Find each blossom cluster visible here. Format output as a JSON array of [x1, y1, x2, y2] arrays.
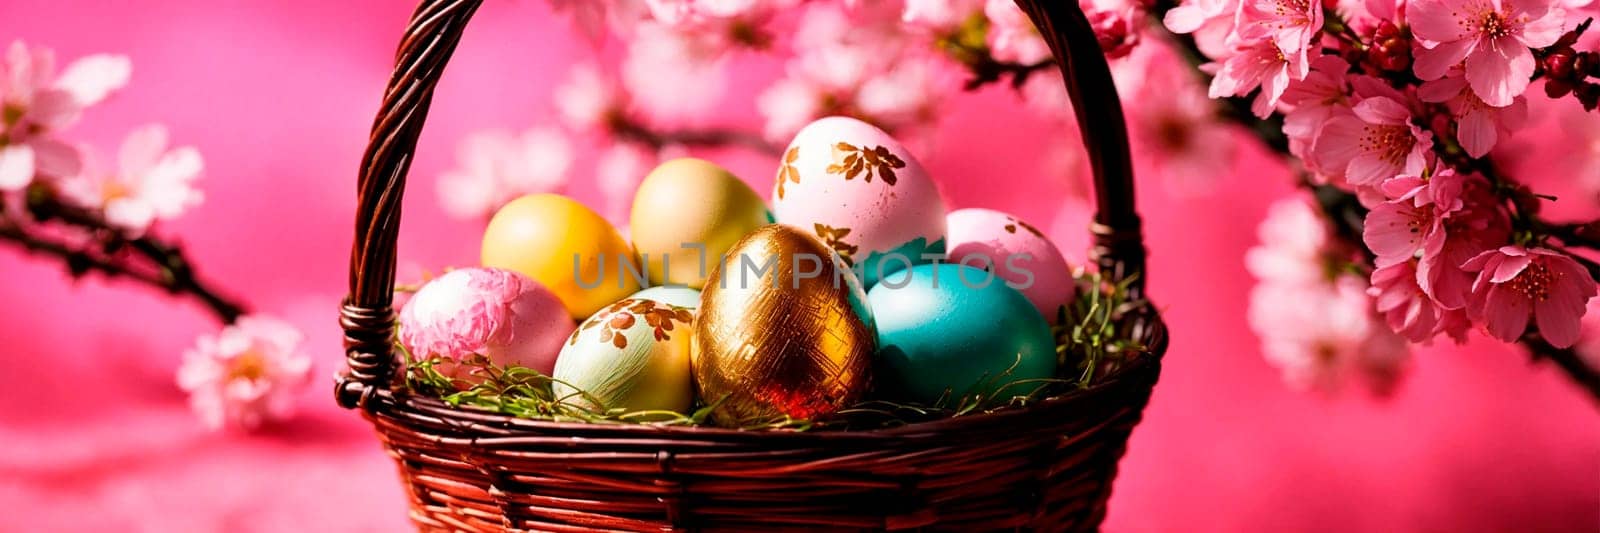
[[2, 41, 309, 431], [0, 41, 200, 237], [1165, 0, 1600, 362], [444, 0, 1170, 222]]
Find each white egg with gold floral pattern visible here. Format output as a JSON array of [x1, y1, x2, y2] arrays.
[[552, 298, 695, 415], [772, 116, 947, 287]]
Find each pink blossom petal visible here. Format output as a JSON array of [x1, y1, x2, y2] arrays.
[[1364, 203, 1426, 266], [1413, 38, 1478, 81], [1490, 252, 1532, 283], [54, 54, 131, 106], [0, 145, 35, 191], [1163, 5, 1210, 33], [27, 137, 81, 178], [1465, 39, 1533, 107], [1482, 286, 1532, 341], [1457, 108, 1497, 158], [1410, 0, 1473, 41], [1535, 300, 1583, 348], [118, 124, 170, 177], [1418, 76, 1468, 102], [1353, 97, 1412, 125], [1516, 7, 1568, 48], [1347, 152, 1398, 186]]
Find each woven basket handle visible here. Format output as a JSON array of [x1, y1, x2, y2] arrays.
[[337, 0, 1145, 408]]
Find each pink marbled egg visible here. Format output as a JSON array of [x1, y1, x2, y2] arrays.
[[771, 116, 947, 286], [945, 208, 1077, 323]]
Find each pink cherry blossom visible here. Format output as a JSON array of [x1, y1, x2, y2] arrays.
[[1208, 39, 1310, 117], [1250, 275, 1412, 394], [1314, 96, 1433, 186], [1085, 2, 1142, 59], [1418, 68, 1528, 158], [1280, 56, 1353, 166], [555, 62, 626, 132], [1235, 0, 1325, 65], [1246, 196, 1338, 285], [1420, 176, 1509, 308], [1162, 0, 1240, 59], [903, 0, 984, 30], [398, 267, 576, 376], [436, 127, 572, 220], [1120, 45, 1234, 195], [1409, 0, 1566, 106], [985, 0, 1053, 64], [0, 41, 130, 190], [57, 124, 203, 237], [177, 315, 313, 431], [621, 24, 728, 122], [1462, 246, 1596, 347], [1369, 258, 1475, 342], [756, 76, 826, 141]]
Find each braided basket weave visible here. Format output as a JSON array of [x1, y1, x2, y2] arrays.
[[336, 0, 1169, 530]]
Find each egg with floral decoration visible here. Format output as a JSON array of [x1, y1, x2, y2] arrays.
[[630, 158, 772, 289], [693, 224, 877, 426], [629, 285, 703, 310], [945, 208, 1077, 323], [553, 298, 695, 415], [772, 116, 947, 287], [482, 193, 643, 319], [868, 264, 1058, 405], [398, 267, 575, 379]]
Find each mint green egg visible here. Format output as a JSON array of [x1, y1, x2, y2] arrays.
[[866, 263, 1057, 405]]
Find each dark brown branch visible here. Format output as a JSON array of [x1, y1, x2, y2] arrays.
[[7, 192, 245, 324], [607, 114, 782, 156]]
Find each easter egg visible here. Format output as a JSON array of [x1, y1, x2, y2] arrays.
[[772, 116, 947, 287], [553, 298, 694, 415], [398, 267, 574, 378], [946, 208, 1077, 323], [867, 264, 1057, 405], [482, 194, 643, 319], [693, 224, 876, 425], [630, 158, 771, 289], [629, 285, 703, 310]]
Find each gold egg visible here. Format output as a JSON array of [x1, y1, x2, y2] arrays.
[[692, 224, 876, 426]]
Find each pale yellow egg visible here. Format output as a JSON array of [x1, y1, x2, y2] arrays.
[[629, 158, 771, 289], [482, 194, 642, 319]]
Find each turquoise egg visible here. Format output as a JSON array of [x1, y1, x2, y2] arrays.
[[866, 263, 1057, 405], [629, 286, 702, 310]]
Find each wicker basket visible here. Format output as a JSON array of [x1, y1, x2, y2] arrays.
[[336, 1, 1169, 530]]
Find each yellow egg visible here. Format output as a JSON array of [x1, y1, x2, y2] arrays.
[[482, 194, 642, 319], [630, 158, 771, 289]]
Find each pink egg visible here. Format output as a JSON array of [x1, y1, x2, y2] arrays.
[[945, 208, 1077, 323], [772, 116, 947, 286], [398, 267, 575, 377]]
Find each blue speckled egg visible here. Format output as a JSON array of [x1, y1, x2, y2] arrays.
[[629, 286, 703, 310], [866, 263, 1057, 405]]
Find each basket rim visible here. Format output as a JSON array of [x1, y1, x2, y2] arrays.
[[359, 314, 1167, 442]]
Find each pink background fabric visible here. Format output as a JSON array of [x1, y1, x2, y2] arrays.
[[1, 2, 1596, 531]]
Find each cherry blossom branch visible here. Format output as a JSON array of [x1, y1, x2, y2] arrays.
[[607, 115, 783, 156], [1137, 5, 1600, 404], [1, 189, 245, 324]]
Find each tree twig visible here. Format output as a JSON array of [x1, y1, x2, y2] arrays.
[[608, 115, 783, 156], [6, 192, 245, 324]]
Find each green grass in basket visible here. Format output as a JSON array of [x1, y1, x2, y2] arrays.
[[399, 271, 1148, 431]]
